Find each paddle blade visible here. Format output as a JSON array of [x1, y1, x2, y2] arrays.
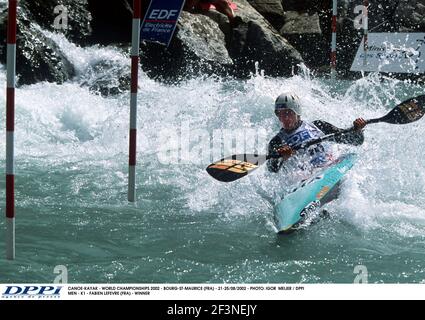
[[206, 154, 267, 182], [381, 95, 425, 124]]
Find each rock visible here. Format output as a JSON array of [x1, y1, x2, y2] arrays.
[[281, 0, 311, 12], [21, 0, 92, 44], [282, 0, 331, 13], [175, 12, 233, 66], [280, 11, 321, 34], [21, 0, 135, 46], [140, 0, 303, 80], [229, 19, 303, 77], [247, 0, 285, 29], [279, 11, 328, 70], [1, 0, 304, 86], [395, 0, 425, 31], [86, 0, 132, 44], [0, 5, 75, 85], [224, 1, 303, 77], [140, 12, 232, 81]]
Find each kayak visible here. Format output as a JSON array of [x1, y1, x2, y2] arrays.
[[274, 153, 357, 234]]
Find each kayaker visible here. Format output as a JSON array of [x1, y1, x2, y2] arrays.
[[267, 92, 367, 173]]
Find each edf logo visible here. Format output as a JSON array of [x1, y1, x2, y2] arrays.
[[148, 9, 178, 20], [287, 130, 312, 147], [3, 286, 62, 297]]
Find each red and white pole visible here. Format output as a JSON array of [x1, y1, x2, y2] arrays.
[[6, 0, 17, 260], [128, 0, 141, 202], [363, 0, 369, 67], [330, 0, 337, 79]]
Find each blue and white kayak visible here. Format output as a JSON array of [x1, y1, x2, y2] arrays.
[[274, 153, 357, 234]]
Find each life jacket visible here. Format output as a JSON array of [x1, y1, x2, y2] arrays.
[[276, 121, 330, 166]]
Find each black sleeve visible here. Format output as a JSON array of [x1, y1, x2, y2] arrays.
[[267, 135, 284, 173], [313, 120, 364, 146]]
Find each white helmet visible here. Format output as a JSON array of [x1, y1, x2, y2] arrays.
[[275, 92, 301, 115]]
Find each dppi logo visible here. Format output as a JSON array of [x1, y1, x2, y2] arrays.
[[2, 286, 62, 299]]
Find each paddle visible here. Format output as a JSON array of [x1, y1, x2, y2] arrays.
[[206, 95, 425, 182]]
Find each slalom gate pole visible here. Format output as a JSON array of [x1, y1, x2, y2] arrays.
[[128, 0, 141, 202], [330, 0, 337, 79], [6, 0, 17, 260], [363, 0, 369, 67]]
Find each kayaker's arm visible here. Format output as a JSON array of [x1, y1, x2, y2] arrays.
[[313, 120, 365, 146]]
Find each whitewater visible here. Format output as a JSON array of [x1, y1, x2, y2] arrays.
[[1, 32, 425, 283]]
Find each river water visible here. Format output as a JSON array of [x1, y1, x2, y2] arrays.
[[1, 32, 425, 283]]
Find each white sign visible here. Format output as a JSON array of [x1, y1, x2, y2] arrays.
[[351, 33, 425, 73]]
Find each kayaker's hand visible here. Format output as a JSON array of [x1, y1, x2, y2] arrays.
[[276, 145, 295, 160], [353, 118, 367, 131]]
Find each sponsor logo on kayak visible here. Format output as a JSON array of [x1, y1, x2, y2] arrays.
[[316, 186, 330, 199], [336, 165, 350, 174]]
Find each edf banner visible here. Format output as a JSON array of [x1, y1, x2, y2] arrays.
[[141, 0, 185, 46]]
